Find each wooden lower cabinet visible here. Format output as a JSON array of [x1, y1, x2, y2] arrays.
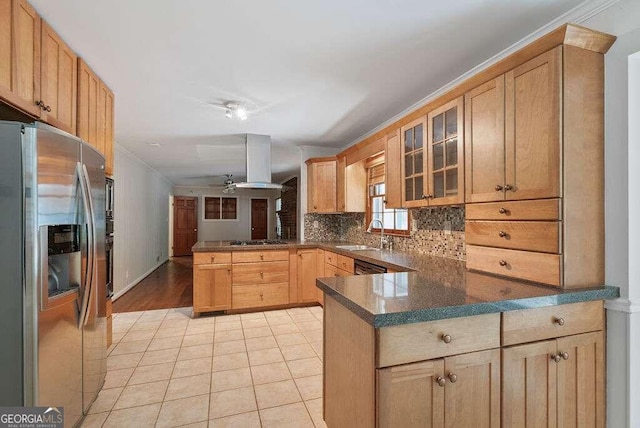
[[502, 331, 604, 428], [377, 349, 500, 428], [193, 263, 232, 315], [297, 249, 317, 303]]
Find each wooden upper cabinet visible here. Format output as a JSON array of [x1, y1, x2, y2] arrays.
[[427, 97, 464, 206], [336, 157, 366, 213], [40, 20, 77, 134], [307, 158, 337, 213], [505, 46, 561, 201], [0, 0, 41, 117], [401, 116, 427, 207], [465, 76, 505, 203], [384, 129, 403, 209], [103, 84, 114, 176], [336, 156, 346, 212]]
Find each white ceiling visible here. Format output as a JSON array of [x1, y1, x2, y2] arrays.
[[32, 0, 587, 185]]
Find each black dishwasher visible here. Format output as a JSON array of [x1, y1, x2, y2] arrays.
[[354, 259, 387, 275]]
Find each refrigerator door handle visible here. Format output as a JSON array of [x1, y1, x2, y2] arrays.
[[76, 162, 94, 329], [81, 163, 98, 327]]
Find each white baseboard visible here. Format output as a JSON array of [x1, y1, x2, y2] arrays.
[[112, 258, 169, 301], [605, 298, 640, 314]]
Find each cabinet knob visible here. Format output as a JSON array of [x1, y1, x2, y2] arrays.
[[553, 317, 565, 326], [227, 268, 231, 273], [447, 373, 458, 383], [260, 254, 264, 260], [436, 376, 446, 387], [551, 354, 561, 363], [314, 206, 317, 209], [441, 334, 452, 344], [498, 231, 508, 238], [421, 194, 427, 200], [210, 256, 215, 262], [504, 184, 513, 191], [499, 260, 508, 267], [36, 100, 46, 110], [495, 185, 503, 191], [45, 105, 51, 112], [560, 351, 569, 360], [499, 207, 508, 214], [260, 272, 264, 278]]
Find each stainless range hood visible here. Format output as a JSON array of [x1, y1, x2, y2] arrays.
[[234, 134, 283, 190]]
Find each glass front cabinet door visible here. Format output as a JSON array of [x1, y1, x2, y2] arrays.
[[401, 97, 464, 208], [427, 97, 464, 206], [401, 117, 427, 208]]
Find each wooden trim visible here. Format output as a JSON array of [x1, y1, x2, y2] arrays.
[[305, 155, 337, 165], [341, 24, 614, 161]]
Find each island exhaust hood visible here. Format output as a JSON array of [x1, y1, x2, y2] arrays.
[[233, 134, 283, 190]]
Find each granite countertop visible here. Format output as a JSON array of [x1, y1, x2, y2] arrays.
[[191, 240, 619, 327]]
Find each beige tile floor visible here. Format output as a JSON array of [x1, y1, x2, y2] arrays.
[[81, 306, 326, 428]]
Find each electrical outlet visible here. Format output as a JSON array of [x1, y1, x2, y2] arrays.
[[313, 220, 319, 229], [443, 220, 452, 235]]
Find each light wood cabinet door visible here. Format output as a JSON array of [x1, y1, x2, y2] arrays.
[[384, 129, 403, 209], [505, 47, 561, 201], [40, 20, 77, 134], [307, 159, 337, 213], [336, 156, 346, 212], [377, 359, 445, 428], [427, 97, 464, 206], [401, 116, 428, 208], [297, 249, 317, 303], [444, 348, 500, 428], [102, 82, 114, 176], [77, 59, 99, 148], [502, 339, 557, 428], [0, 0, 41, 117], [316, 248, 325, 305], [193, 263, 232, 314], [556, 331, 604, 428], [465, 76, 505, 203]]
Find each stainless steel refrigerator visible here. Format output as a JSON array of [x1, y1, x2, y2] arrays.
[[0, 121, 107, 427]]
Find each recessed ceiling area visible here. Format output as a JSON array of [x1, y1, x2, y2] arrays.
[[31, 0, 587, 185]]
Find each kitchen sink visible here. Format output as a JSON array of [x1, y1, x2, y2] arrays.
[[335, 245, 380, 251]]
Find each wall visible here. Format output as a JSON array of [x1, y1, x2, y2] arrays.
[[304, 207, 465, 260], [279, 177, 298, 239], [582, 1, 640, 426], [113, 144, 173, 299], [173, 186, 280, 241]]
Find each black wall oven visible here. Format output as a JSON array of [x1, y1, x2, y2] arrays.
[[105, 178, 114, 297]]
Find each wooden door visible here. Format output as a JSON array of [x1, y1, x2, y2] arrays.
[[77, 59, 99, 148], [465, 76, 505, 203], [505, 47, 561, 201], [40, 20, 77, 134], [443, 348, 500, 428], [556, 331, 604, 428], [384, 129, 403, 209], [297, 249, 317, 303], [251, 198, 268, 239], [308, 160, 337, 213], [427, 97, 464, 206], [377, 359, 445, 427], [173, 196, 198, 256], [502, 339, 558, 428], [401, 116, 428, 208], [193, 263, 232, 314], [0, 0, 41, 117]]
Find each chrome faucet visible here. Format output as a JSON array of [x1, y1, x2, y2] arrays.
[[367, 219, 388, 250]]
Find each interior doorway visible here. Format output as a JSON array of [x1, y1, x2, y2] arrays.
[[173, 196, 198, 256], [251, 198, 268, 240]]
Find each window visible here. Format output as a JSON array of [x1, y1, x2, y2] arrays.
[[204, 197, 237, 220], [366, 158, 409, 235], [275, 197, 282, 238]]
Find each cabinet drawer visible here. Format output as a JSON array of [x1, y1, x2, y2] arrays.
[[194, 252, 232, 265], [232, 250, 289, 263], [466, 199, 561, 220], [466, 245, 561, 286], [232, 283, 289, 309], [325, 251, 338, 267], [232, 261, 289, 285], [502, 301, 604, 346], [377, 313, 500, 367], [325, 264, 339, 278], [465, 221, 561, 253], [337, 268, 352, 277], [337, 255, 354, 273]]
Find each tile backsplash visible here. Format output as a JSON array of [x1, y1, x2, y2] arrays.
[[304, 206, 466, 260]]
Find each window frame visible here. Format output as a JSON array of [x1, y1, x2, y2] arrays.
[[203, 196, 239, 221], [365, 155, 411, 237]]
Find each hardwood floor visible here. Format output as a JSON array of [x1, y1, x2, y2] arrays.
[[113, 256, 193, 313]]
